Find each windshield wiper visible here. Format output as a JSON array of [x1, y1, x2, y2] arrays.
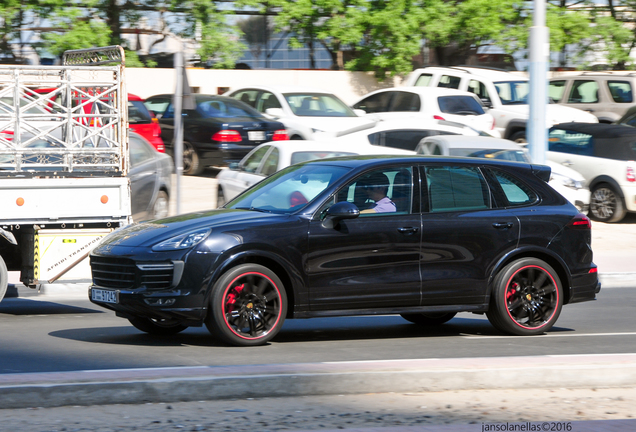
[[234, 206, 272, 213]]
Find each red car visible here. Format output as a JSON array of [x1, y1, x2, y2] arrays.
[[128, 93, 165, 153]]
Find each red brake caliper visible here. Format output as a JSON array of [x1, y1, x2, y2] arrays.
[[225, 283, 245, 313], [506, 282, 519, 304]]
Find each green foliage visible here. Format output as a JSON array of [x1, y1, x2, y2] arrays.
[[41, 8, 111, 56]]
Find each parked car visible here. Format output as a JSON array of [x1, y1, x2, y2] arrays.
[[226, 85, 375, 140], [216, 140, 414, 205], [128, 93, 165, 152], [143, 94, 289, 175], [414, 135, 590, 212], [88, 154, 599, 346], [547, 122, 636, 223], [328, 117, 489, 152], [351, 87, 498, 136], [549, 72, 636, 123], [614, 103, 636, 127], [129, 132, 173, 222], [403, 66, 598, 142]]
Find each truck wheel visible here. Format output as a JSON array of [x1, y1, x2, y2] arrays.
[[510, 131, 527, 144], [128, 316, 188, 335], [151, 190, 169, 219], [183, 141, 204, 176], [486, 258, 563, 336], [0, 256, 7, 302], [205, 264, 287, 346], [590, 183, 626, 223]]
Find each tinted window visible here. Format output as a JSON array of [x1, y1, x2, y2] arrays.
[[438, 96, 485, 115], [548, 80, 566, 102], [414, 74, 433, 86], [353, 92, 392, 114], [468, 80, 491, 104], [608, 81, 633, 103], [232, 90, 258, 108], [425, 166, 491, 212], [197, 99, 263, 119], [129, 135, 154, 167], [568, 80, 599, 103], [144, 98, 171, 116], [388, 92, 420, 112], [438, 75, 461, 89], [128, 100, 153, 124], [548, 129, 594, 156], [369, 130, 458, 151], [286, 93, 355, 117], [490, 169, 537, 205]]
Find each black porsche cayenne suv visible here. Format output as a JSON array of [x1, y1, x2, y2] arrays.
[[89, 155, 600, 346]]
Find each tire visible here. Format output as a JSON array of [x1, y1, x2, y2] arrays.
[[400, 312, 457, 326], [487, 258, 563, 336], [589, 184, 626, 223], [0, 255, 8, 303], [182, 141, 204, 176], [509, 131, 527, 144], [151, 190, 169, 219], [216, 185, 226, 208], [205, 264, 287, 346], [128, 316, 188, 335]]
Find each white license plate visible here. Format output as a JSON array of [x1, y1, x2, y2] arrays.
[[248, 131, 266, 141], [91, 288, 118, 304]]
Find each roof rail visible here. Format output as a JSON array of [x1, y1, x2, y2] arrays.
[[452, 65, 513, 73]]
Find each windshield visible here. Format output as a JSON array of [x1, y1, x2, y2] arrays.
[[494, 81, 530, 105], [284, 93, 357, 117], [228, 163, 350, 213]]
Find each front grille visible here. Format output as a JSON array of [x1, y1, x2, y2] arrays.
[[90, 257, 174, 290]]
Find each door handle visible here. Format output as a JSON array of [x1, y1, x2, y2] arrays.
[[397, 227, 419, 234], [563, 160, 573, 166], [492, 222, 514, 229]]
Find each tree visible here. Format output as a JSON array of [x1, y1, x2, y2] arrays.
[[237, 15, 270, 66]]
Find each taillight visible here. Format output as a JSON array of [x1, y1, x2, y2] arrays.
[[433, 115, 445, 121], [0, 130, 15, 141], [212, 130, 242, 142], [568, 213, 592, 229], [272, 129, 289, 141], [156, 143, 165, 153], [627, 166, 635, 183]]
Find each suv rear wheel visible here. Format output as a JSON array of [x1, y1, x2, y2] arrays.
[[590, 183, 626, 223]]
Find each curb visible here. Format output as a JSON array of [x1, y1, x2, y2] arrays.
[[2, 354, 636, 409]]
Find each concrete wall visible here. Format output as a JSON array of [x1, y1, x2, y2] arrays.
[[126, 68, 402, 105]]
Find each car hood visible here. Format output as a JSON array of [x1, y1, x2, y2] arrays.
[[96, 209, 291, 248], [291, 116, 376, 135], [501, 104, 598, 125]]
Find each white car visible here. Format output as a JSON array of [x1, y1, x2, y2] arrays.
[[351, 87, 499, 136], [226, 85, 375, 140], [216, 140, 414, 205], [403, 66, 599, 142], [327, 117, 489, 152], [415, 134, 590, 211]]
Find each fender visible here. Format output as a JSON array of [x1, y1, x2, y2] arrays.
[[202, 246, 306, 312], [485, 245, 573, 303], [503, 119, 527, 140], [589, 175, 625, 198]]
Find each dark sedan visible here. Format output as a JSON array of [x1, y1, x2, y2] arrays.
[[144, 94, 289, 175], [89, 155, 600, 346]]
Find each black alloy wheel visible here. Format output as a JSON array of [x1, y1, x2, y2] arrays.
[[400, 312, 457, 326], [182, 141, 204, 176], [206, 264, 287, 346], [487, 258, 563, 336], [590, 184, 626, 223], [128, 316, 188, 335]]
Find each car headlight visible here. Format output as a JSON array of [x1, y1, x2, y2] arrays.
[[152, 228, 211, 251], [550, 172, 585, 190]]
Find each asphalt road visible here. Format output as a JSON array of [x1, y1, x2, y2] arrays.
[[1, 285, 634, 375]]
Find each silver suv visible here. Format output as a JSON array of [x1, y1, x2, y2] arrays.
[[548, 72, 636, 123]]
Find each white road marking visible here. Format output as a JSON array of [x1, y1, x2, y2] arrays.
[[462, 332, 636, 339]]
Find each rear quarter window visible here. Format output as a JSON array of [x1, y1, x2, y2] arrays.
[[438, 96, 485, 115], [489, 169, 538, 206]]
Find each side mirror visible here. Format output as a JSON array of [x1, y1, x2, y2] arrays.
[[322, 201, 360, 228], [229, 162, 240, 170], [265, 108, 284, 118], [480, 98, 492, 109], [353, 109, 367, 117]]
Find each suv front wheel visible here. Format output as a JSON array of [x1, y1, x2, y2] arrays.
[[590, 183, 626, 223]]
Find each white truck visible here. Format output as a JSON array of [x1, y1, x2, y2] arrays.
[[0, 46, 131, 302]]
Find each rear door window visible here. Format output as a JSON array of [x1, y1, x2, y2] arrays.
[[388, 92, 420, 112], [608, 81, 633, 103], [438, 75, 461, 89], [424, 165, 491, 212], [414, 74, 433, 86], [548, 80, 566, 102], [567, 80, 599, 103], [353, 92, 393, 113]]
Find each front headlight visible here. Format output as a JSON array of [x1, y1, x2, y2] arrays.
[[152, 228, 211, 251], [550, 172, 585, 190]]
